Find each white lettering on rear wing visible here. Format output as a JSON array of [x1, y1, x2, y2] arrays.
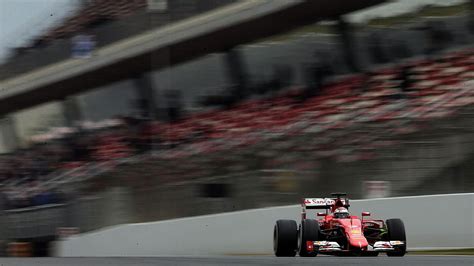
[[303, 198, 349, 209]]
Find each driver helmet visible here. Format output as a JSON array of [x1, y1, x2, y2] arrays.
[[334, 207, 350, 219]]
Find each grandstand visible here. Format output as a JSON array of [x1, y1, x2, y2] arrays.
[[0, 0, 386, 115], [1, 44, 472, 221], [0, 0, 473, 257]]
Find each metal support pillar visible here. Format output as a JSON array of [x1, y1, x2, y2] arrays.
[[336, 17, 360, 73]]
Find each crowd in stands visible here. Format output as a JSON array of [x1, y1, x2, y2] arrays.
[[0, 139, 74, 209], [0, 119, 134, 209], [0, 45, 474, 208], [0, 50, 471, 209], [0, 44, 472, 210]]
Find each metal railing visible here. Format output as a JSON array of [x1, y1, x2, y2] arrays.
[[1, 204, 67, 239], [0, 0, 239, 81]]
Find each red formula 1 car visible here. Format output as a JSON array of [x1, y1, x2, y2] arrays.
[[273, 193, 406, 257]]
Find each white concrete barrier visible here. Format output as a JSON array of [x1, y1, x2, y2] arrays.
[[56, 193, 474, 256]]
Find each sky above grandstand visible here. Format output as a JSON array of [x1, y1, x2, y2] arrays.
[[0, 0, 79, 62], [0, 0, 469, 63]]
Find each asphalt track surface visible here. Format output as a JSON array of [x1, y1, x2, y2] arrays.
[[0, 255, 472, 266]]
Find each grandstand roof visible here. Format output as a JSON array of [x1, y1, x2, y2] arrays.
[[0, 0, 386, 115]]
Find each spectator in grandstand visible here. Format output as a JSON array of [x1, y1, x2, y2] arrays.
[[120, 116, 150, 153], [0, 158, 9, 183], [356, 71, 374, 95], [388, 64, 414, 100], [136, 119, 155, 153], [398, 64, 414, 93], [27, 155, 45, 179], [1, 156, 17, 182], [66, 133, 92, 162], [302, 54, 333, 101]]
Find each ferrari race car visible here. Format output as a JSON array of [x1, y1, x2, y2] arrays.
[[273, 193, 406, 257]]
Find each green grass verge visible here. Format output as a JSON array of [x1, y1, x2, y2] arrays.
[[409, 248, 474, 255]]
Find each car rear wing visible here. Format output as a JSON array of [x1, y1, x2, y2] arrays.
[[302, 198, 350, 209], [301, 197, 350, 219]]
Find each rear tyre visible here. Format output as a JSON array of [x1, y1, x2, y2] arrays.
[[274, 219, 298, 257], [386, 218, 406, 257], [298, 219, 320, 257]]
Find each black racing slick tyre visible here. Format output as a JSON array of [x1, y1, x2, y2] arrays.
[[386, 218, 407, 257], [274, 219, 298, 257], [298, 219, 320, 257]]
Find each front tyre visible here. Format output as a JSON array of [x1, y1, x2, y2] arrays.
[[386, 218, 406, 257], [298, 219, 320, 257], [274, 219, 298, 257]]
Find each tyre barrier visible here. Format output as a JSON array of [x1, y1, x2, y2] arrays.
[[7, 242, 32, 257]]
